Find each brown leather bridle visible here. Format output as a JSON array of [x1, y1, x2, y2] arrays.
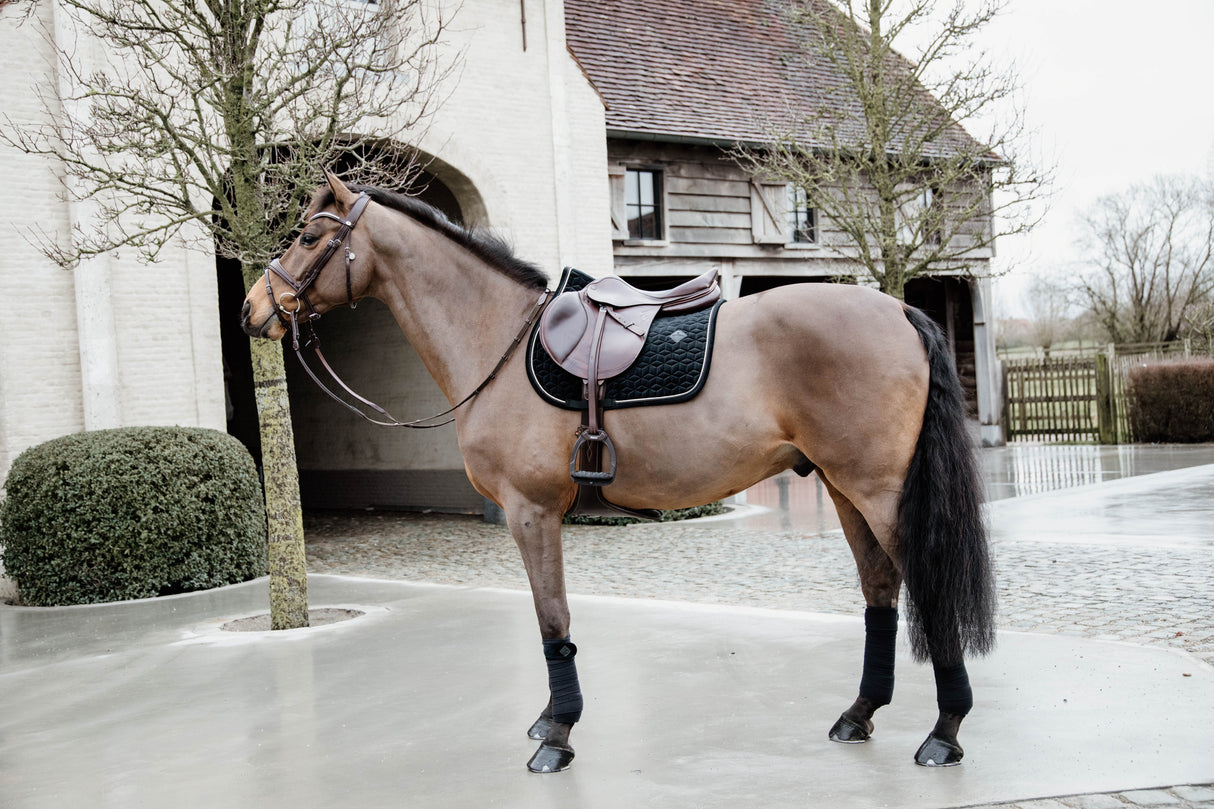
[[262, 191, 550, 428], [266, 192, 372, 351]]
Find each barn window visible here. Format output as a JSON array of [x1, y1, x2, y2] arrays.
[[625, 169, 663, 240], [787, 185, 817, 243]]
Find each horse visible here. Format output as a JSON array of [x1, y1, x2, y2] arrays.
[[241, 172, 996, 773]]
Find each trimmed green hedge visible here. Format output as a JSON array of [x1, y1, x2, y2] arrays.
[[1127, 359, 1214, 443], [1, 427, 267, 606]]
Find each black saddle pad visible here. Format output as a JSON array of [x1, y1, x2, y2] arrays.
[[527, 267, 724, 411]]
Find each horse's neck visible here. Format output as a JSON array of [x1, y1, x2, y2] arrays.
[[371, 228, 542, 403]]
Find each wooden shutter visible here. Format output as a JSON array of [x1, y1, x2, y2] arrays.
[[750, 181, 788, 244], [608, 165, 629, 241]]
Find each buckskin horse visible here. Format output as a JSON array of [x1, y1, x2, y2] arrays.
[[241, 172, 995, 773]]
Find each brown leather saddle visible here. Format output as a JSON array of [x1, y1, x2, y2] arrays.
[[538, 268, 721, 510]]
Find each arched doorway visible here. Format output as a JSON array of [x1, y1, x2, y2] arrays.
[[217, 155, 492, 513]]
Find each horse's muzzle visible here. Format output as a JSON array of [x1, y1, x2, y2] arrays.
[[238, 300, 259, 337], [240, 299, 283, 339]]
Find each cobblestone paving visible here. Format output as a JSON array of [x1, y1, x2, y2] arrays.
[[979, 784, 1214, 809], [303, 447, 1214, 808], [304, 510, 1214, 667]]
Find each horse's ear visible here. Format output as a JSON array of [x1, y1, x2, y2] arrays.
[[324, 169, 358, 211]]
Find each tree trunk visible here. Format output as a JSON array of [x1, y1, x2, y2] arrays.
[[880, 246, 908, 301], [248, 335, 310, 630]]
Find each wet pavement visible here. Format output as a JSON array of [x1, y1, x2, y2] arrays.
[[302, 444, 1214, 668], [2, 444, 1213, 808]]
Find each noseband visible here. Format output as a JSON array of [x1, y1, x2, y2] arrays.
[[262, 191, 550, 428]]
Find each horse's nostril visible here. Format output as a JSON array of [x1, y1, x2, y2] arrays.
[[240, 300, 251, 323]]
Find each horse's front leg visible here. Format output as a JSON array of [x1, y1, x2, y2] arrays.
[[505, 499, 582, 773]]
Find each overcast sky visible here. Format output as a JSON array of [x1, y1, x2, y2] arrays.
[[964, 0, 1214, 315]]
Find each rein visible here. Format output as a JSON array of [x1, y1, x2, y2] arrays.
[[263, 192, 552, 428]]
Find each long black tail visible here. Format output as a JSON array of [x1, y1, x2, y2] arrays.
[[898, 305, 996, 665]]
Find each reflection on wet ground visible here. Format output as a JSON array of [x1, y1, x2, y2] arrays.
[[736, 470, 842, 534], [980, 443, 1214, 500], [742, 443, 1214, 535]]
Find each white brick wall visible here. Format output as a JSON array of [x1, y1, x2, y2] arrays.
[[1, 2, 87, 480], [0, 3, 226, 486]]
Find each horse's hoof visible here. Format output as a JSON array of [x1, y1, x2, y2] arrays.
[[527, 715, 554, 741], [914, 734, 964, 767], [828, 714, 871, 743], [527, 743, 575, 773]]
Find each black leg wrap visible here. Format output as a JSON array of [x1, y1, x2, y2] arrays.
[[933, 660, 973, 717], [543, 638, 583, 725], [859, 607, 898, 706]]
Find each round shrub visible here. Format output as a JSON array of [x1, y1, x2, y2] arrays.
[[1, 426, 267, 606]]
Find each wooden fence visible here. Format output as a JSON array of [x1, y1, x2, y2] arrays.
[[1000, 340, 1209, 443], [1002, 355, 1110, 443]]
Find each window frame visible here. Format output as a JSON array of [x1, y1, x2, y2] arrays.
[[623, 167, 665, 243], [898, 185, 944, 247], [786, 184, 818, 245]]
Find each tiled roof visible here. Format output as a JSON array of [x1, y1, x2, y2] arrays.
[[563, 0, 987, 157]]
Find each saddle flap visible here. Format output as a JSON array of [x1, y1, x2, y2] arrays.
[[595, 310, 650, 377], [538, 291, 651, 380], [539, 292, 590, 368]]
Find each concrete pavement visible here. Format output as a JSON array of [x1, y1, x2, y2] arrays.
[[1, 445, 1213, 808]]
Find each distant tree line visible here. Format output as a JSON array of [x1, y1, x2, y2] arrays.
[[1001, 171, 1214, 353]]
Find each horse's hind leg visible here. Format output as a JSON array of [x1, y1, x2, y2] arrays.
[[914, 659, 972, 766], [504, 499, 582, 773], [821, 479, 903, 745], [821, 478, 975, 766]]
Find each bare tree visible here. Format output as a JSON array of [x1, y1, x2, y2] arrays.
[[1074, 175, 1214, 344], [1184, 301, 1214, 353], [1021, 272, 1073, 354], [739, 0, 1049, 300], [2, 0, 457, 628]]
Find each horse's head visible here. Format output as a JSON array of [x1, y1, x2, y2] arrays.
[[241, 171, 376, 342]]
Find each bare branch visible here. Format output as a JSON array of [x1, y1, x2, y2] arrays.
[[736, 0, 1052, 299], [1073, 176, 1214, 343], [1, 0, 460, 270]]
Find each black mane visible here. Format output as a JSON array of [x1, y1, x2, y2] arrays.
[[312, 184, 551, 292]]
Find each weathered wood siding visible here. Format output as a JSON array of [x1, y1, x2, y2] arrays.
[[608, 140, 856, 269], [606, 140, 993, 273]]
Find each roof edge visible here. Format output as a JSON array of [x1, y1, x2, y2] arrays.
[[605, 128, 768, 150]]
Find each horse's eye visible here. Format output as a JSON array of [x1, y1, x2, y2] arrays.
[[300, 232, 319, 247]]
